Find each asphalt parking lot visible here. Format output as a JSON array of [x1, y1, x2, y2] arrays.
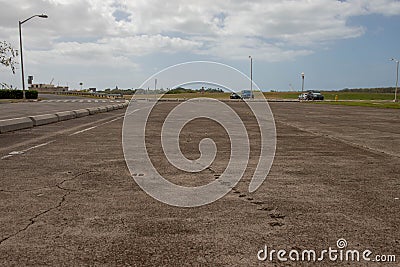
[[0, 101, 398, 266]]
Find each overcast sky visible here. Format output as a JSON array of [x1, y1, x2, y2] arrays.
[[1, 0, 400, 91]]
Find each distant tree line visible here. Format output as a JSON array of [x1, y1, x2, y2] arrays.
[[97, 87, 225, 95], [166, 87, 197, 94], [103, 88, 136, 95], [166, 87, 224, 94], [340, 87, 396, 93]]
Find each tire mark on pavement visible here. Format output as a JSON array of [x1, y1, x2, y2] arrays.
[[229, 184, 287, 227], [212, 169, 287, 227]]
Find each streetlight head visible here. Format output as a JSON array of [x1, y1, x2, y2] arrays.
[[38, 14, 48, 18], [301, 72, 305, 77]]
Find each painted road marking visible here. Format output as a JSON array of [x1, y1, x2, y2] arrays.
[[69, 108, 141, 136], [1, 141, 56, 160], [1, 106, 138, 159], [69, 126, 98, 136]]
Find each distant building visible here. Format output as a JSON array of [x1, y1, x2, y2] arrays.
[[29, 84, 69, 93]]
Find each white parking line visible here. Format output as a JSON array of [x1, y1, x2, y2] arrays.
[[1, 106, 140, 158], [69, 126, 98, 136], [1, 140, 56, 160], [24, 141, 56, 152], [69, 108, 140, 136]]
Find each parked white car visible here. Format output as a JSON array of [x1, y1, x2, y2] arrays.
[[298, 93, 308, 100]]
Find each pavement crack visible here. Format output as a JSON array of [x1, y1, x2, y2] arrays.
[[56, 170, 96, 191], [0, 192, 69, 246], [0, 170, 96, 246], [0, 171, 95, 193]]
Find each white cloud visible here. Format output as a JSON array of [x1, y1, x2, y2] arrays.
[[26, 35, 201, 67], [1, 0, 400, 88], [194, 36, 313, 61], [2, 0, 400, 62]]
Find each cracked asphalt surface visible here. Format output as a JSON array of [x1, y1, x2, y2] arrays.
[[0, 101, 399, 266]]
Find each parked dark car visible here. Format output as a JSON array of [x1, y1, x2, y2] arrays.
[[306, 91, 324, 100], [230, 93, 242, 99]]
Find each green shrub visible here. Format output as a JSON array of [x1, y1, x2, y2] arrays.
[[166, 88, 197, 94], [0, 90, 37, 99], [25, 90, 38, 99], [0, 89, 23, 99]]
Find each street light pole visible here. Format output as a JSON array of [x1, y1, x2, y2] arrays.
[[155, 78, 158, 99], [18, 21, 25, 99], [249, 56, 253, 99], [390, 58, 399, 102], [301, 72, 305, 97], [19, 14, 48, 99]]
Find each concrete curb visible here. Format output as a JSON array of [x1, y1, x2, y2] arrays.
[[29, 114, 59, 126], [56, 111, 77, 121], [86, 107, 101, 115], [73, 109, 90, 118], [98, 106, 108, 113], [0, 102, 129, 134], [0, 117, 34, 133], [106, 105, 115, 111]]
